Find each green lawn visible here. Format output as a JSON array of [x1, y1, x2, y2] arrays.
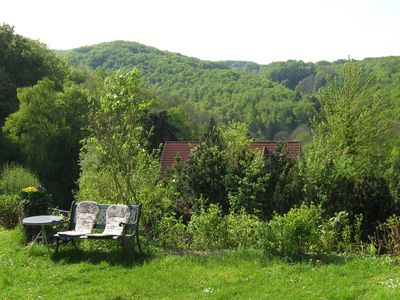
[[1, 228, 400, 299]]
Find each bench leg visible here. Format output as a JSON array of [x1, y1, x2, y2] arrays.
[[55, 237, 60, 253]]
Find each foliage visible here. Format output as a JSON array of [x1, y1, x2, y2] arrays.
[[319, 211, 363, 253], [385, 145, 400, 201], [79, 69, 151, 203], [187, 144, 229, 213], [3, 79, 89, 206], [77, 69, 170, 237], [370, 215, 400, 255], [0, 24, 66, 125], [0, 163, 41, 195], [59, 41, 316, 139], [260, 60, 316, 90], [162, 157, 193, 223], [226, 210, 266, 248], [187, 204, 229, 250], [303, 62, 398, 236], [20, 185, 53, 218], [221, 122, 252, 168], [156, 215, 191, 251], [0, 194, 23, 228], [142, 110, 179, 151], [264, 203, 321, 259], [225, 148, 267, 216], [262, 143, 303, 218]]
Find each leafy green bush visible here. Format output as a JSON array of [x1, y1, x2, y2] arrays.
[[188, 204, 228, 250], [0, 163, 41, 195], [264, 203, 321, 259], [319, 211, 363, 253], [0, 194, 23, 228], [226, 210, 266, 249], [370, 215, 400, 254], [156, 215, 191, 251]]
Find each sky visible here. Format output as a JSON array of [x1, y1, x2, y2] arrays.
[[1, 0, 400, 64]]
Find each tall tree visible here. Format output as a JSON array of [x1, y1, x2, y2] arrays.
[[304, 61, 398, 234], [3, 78, 89, 205]]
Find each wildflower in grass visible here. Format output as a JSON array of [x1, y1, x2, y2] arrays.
[[380, 278, 398, 289]]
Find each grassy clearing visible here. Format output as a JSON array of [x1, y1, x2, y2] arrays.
[[1, 228, 400, 299]]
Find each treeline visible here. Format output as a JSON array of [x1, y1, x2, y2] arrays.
[[58, 41, 400, 142], [58, 41, 316, 140]]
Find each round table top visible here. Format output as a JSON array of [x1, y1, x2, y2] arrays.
[[23, 215, 63, 225]]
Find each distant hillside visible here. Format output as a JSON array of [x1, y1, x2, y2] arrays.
[[57, 41, 400, 140]]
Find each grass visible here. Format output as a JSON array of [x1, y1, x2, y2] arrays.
[[1, 227, 400, 299]]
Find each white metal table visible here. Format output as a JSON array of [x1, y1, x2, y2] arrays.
[[23, 215, 63, 245]]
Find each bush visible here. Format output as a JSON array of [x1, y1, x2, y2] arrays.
[[156, 215, 191, 251], [21, 186, 52, 217], [323, 175, 394, 238], [264, 203, 321, 259], [0, 163, 41, 195], [226, 210, 266, 249], [319, 211, 363, 253], [188, 204, 228, 250], [0, 194, 23, 228], [370, 215, 400, 254]]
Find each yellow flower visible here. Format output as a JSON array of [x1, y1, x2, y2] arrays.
[[22, 186, 38, 193]]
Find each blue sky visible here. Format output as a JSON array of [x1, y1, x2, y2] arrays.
[[2, 0, 399, 64]]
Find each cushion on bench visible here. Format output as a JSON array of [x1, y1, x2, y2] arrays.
[[86, 204, 131, 237], [57, 201, 99, 236]]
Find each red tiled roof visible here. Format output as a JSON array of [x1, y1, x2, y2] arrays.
[[160, 141, 301, 174]]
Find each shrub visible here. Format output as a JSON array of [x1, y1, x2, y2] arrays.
[[0, 194, 23, 228], [187, 144, 229, 213], [0, 163, 41, 195], [324, 175, 393, 238], [370, 215, 400, 254], [264, 203, 321, 259], [156, 215, 191, 251], [319, 211, 363, 253], [226, 210, 266, 249], [262, 143, 304, 219], [188, 204, 228, 250], [20, 186, 53, 217]]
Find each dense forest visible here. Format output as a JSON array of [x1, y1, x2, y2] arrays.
[[1, 24, 400, 255], [58, 41, 400, 141]]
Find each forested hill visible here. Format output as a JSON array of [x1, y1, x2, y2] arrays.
[[57, 41, 400, 140], [56, 41, 313, 140]]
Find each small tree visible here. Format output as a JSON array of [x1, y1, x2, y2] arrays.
[[79, 69, 151, 203], [304, 61, 397, 235], [187, 118, 229, 213], [77, 69, 170, 237]]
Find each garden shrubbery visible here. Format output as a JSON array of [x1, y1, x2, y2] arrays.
[[0, 164, 46, 229], [264, 203, 321, 258], [0, 194, 23, 228], [0, 163, 41, 195]]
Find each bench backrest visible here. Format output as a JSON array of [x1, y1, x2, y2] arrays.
[[69, 202, 141, 232]]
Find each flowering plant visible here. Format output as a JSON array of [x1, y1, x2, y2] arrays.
[[22, 186, 38, 193]]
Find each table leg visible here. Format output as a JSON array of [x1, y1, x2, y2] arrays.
[[31, 225, 49, 245], [41, 225, 49, 245]]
